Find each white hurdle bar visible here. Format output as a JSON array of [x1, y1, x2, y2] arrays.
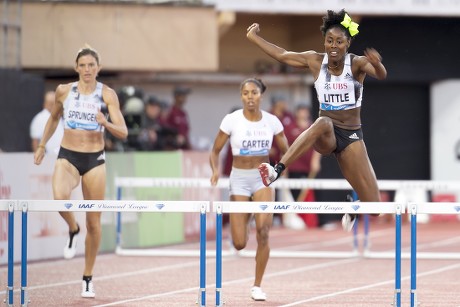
[[213, 201, 404, 307], [17, 200, 209, 307], [409, 202, 460, 307]]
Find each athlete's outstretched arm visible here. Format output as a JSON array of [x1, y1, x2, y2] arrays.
[[247, 23, 315, 68], [358, 48, 387, 80]]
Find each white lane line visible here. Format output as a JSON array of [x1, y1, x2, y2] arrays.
[[0, 259, 210, 294], [278, 262, 460, 306], [93, 258, 360, 306], [93, 286, 200, 307], [95, 259, 460, 306]]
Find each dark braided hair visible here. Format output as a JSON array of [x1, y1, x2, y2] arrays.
[[240, 77, 267, 94], [320, 9, 355, 40]]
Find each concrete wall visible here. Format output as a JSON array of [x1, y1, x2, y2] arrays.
[[21, 3, 218, 72]]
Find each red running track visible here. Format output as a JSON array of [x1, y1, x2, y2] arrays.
[[2, 217, 460, 306]]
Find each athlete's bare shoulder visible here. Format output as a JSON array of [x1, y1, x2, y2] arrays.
[[308, 52, 326, 76], [55, 83, 73, 103], [350, 53, 368, 66], [101, 84, 119, 105]]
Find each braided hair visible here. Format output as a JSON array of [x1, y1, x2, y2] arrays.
[[320, 9, 355, 40]]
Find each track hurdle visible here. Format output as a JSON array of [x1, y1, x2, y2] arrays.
[[18, 199, 209, 307], [114, 177, 364, 258], [409, 202, 460, 307], [213, 201, 404, 307]]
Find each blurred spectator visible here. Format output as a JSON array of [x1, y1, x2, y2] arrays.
[[137, 95, 164, 151], [286, 104, 322, 228], [122, 95, 144, 150], [165, 85, 192, 150], [113, 86, 145, 151], [138, 95, 178, 151], [29, 90, 64, 154]]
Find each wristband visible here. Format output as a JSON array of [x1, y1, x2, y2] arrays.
[[38, 144, 46, 149], [274, 162, 286, 176]]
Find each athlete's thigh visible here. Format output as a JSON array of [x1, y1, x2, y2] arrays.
[[229, 195, 252, 239], [311, 118, 336, 155], [81, 164, 106, 200], [52, 159, 81, 199], [336, 141, 380, 202], [252, 187, 274, 228]]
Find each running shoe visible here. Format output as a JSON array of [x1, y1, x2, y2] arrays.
[[258, 163, 278, 187], [63, 224, 80, 259], [341, 213, 357, 232], [81, 279, 95, 298], [251, 286, 266, 301]]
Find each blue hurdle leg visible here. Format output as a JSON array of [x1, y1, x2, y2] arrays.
[[351, 191, 360, 251], [353, 215, 359, 250], [410, 205, 417, 307], [7, 202, 14, 307], [21, 202, 29, 306], [363, 214, 370, 251], [216, 206, 223, 307]]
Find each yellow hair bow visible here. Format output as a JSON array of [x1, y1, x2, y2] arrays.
[[340, 13, 359, 37]]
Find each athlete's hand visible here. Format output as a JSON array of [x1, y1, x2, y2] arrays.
[[34, 147, 45, 165], [247, 23, 260, 41], [363, 47, 387, 80], [210, 172, 219, 186], [96, 110, 108, 127], [364, 48, 382, 66]]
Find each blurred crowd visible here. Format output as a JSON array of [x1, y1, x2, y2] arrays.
[[106, 85, 192, 152]]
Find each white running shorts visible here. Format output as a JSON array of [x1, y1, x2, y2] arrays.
[[229, 167, 267, 197]]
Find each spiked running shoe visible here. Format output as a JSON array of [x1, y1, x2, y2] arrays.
[[81, 278, 95, 298], [251, 286, 266, 301], [258, 163, 278, 187], [63, 224, 80, 259], [341, 213, 357, 232]]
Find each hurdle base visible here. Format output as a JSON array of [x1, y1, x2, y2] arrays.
[[4, 285, 13, 307], [392, 288, 401, 307], [215, 288, 224, 307], [196, 288, 205, 307], [21, 286, 30, 307]]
